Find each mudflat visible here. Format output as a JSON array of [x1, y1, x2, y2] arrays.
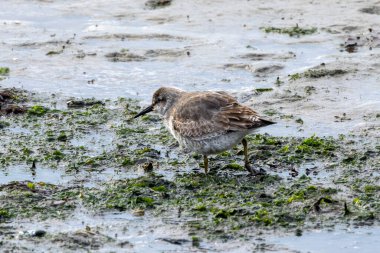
[[0, 0, 379, 252]]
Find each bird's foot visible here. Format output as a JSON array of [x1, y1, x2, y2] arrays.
[[245, 163, 266, 176]]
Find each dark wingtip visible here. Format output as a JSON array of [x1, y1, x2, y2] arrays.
[[260, 118, 276, 125]]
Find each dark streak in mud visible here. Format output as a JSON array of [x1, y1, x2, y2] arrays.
[[261, 26, 317, 37], [145, 0, 172, 10], [360, 6, 380, 15], [83, 33, 188, 41], [238, 52, 296, 61], [289, 68, 348, 81], [105, 48, 188, 62]]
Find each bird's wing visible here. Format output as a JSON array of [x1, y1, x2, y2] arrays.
[[171, 91, 273, 139]]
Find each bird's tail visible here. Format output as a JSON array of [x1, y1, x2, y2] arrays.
[[259, 118, 276, 126], [247, 118, 276, 130]]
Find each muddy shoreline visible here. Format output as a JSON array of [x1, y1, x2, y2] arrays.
[[1, 0, 380, 252], [0, 88, 379, 252]]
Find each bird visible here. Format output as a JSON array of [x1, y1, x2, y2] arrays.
[[134, 87, 275, 175]]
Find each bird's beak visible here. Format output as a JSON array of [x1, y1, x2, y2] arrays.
[[134, 105, 153, 118]]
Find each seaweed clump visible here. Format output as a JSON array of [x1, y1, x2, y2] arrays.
[[261, 26, 317, 37]]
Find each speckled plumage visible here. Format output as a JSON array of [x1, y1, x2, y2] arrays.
[[134, 87, 275, 174]]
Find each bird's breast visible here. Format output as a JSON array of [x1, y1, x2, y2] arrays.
[[163, 116, 178, 139]]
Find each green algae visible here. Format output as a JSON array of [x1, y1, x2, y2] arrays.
[[151, 173, 354, 236], [364, 185, 380, 194], [67, 98, 105, 108], [192, 236, 200, 247], [217, 151, 231, 157], [0, 181, 78, 220], [256, 88, 273, 93], [117, 127, 146, 135], [26, 182, 36, 190], [296, 135, 336, 155], [0, 91, 379, 241], [57, 132, 68, 142], [0, 67, 10, 75], [261, 26, 317, 37], [263, 108, 278, 116], [121, 157, 135, 166], [83, 175, 174, 211], [250, 209, 273, 226], [45, 130, 69, 142], [289, 73, 302, 81], [0, 208, 12, 220], [304, 69, 347, 78], [46, 150, 65, 161], [244, 134, 338, 166], [0, 91, 369, 177], [0, 121, 10, 129], [224, 163, 244, 170], [135, 147, 152, 155], [289, 68, 347, 81], [27, 105, 49, 116], [0, 159, 378, 239]]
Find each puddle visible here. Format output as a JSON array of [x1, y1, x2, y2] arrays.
[[70, 131, 115, 156], [0, 165, 71, 185], [0, 165, 138, 188]]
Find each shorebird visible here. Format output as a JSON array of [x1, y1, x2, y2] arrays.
[[134, 87, 275, 175]]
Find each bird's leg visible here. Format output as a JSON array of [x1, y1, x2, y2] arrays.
[[242, 138, 253, 173], [242, 138, 264, 176], [203, 155, 208, 174]]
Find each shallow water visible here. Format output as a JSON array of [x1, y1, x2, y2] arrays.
[[0, 165, 133, 188], [0, 165, 70, 185], [1, 0, 380, 252], [271, 226, 380, 253], [1, 0, 379, 138], [0, 0, 337, 100]]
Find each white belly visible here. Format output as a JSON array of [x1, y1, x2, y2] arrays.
[[163, 117, 247, 155], [181, 132, 246, 155]]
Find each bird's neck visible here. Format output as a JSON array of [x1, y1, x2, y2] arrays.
[[163, 92, 185, 119]]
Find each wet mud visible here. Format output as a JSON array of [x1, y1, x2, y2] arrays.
[[0, 0, 380, 252], [0, 92, 379, 252]]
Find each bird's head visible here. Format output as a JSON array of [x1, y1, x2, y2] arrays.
[[134, 87, 184, 118]]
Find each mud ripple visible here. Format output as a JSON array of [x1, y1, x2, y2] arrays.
[[360, 6, 380, 15], [238, 52, 296, 61], [105, 48, 188, 62], [223, 63, 284, 76], [83, 33, 188, 42]]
